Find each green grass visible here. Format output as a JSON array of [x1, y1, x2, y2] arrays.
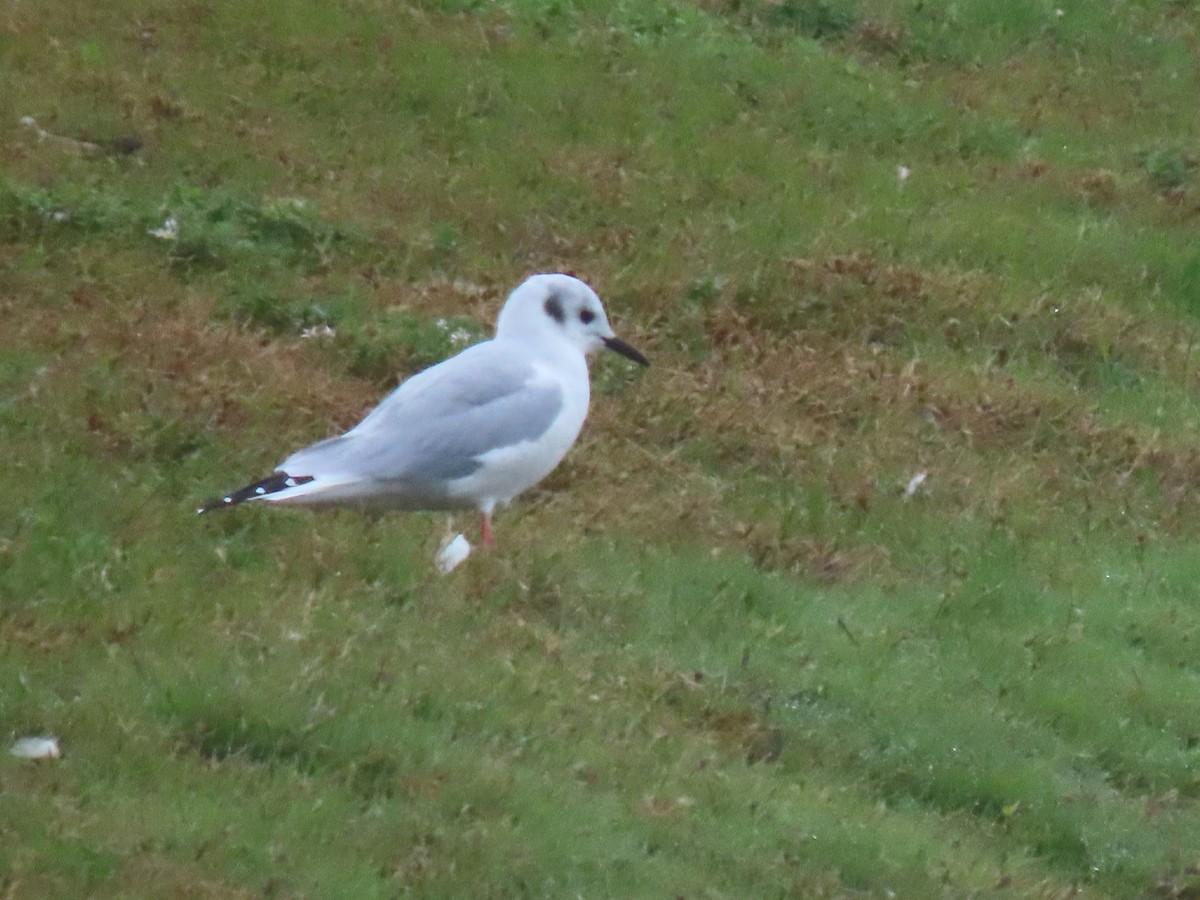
[[6, 0, 1200, 896]]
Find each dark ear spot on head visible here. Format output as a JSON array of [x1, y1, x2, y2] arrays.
[[544, 292, 565, 324]]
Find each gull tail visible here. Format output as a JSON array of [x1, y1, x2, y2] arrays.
[[197, 472, 314, 514]]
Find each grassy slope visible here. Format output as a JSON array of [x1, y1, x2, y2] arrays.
[[4, 0, 1200, 896]]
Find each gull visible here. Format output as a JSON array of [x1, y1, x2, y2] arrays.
[[199, 273, 649, 547]]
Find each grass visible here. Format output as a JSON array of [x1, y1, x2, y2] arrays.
[[5, 0, 1200, 896]]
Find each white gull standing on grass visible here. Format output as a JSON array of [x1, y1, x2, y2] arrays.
[[199, 273, 649, 547]]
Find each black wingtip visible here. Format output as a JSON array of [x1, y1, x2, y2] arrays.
[[197, 472, 313, 514]]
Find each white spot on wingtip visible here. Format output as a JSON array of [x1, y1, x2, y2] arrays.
[[223, 496, 232, 504], [255, 487, 266, 494]]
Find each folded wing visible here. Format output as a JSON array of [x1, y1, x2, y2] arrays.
[[272, 342, 564, 508]]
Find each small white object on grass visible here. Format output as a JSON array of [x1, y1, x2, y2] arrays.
[[436, 533, 472, 574], [300, 324, 336, 340], [904, 470, 929, 499], [10, 736, 61, 760], [148, 216, 178, 240], [897, 165, 911, 185], [199, 274, 649, 551]]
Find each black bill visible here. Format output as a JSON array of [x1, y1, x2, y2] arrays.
[[602, 336, 650, 367]]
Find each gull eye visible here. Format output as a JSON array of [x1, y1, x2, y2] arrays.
[[579, 309, 596, 325]]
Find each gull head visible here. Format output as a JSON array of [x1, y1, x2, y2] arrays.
[[496, 273, 648, 366]]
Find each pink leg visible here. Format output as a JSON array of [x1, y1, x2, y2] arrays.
[[480, 511, 496, 549]]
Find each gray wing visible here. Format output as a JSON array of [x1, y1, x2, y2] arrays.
[[280, 341, 563, 486]]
